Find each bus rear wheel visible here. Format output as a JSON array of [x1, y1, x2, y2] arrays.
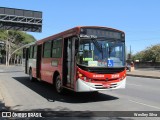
[[55, 75, 64, 94]]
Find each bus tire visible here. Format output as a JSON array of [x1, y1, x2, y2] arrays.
[[55, 75, 64, 94], [29, 68, 35, 82]]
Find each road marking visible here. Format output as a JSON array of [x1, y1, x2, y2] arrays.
[[127, 83, 142, 87], [129, 100, 160, 110]]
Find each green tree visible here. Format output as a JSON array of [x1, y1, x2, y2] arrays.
[[0, 30, 36, 65], [151, 44, 160, 62], [132, 44, 160, 62], [132, 51, 145, 62]]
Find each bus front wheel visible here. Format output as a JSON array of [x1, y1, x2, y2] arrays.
[[55, 75, 64, 94]]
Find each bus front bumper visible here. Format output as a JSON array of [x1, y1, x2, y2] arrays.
[[75, 78, 126, 92]]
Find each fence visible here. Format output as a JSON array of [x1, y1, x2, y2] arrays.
[[134, 62, 160, 69]]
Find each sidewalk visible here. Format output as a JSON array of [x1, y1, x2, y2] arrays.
[[127, 68, 160, 79]]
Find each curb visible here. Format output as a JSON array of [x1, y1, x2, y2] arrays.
[[127, 74, 160, 79]]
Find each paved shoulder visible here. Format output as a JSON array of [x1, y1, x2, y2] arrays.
[[127, 69, 160, 79]]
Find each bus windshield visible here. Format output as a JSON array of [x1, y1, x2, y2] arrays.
[[76, 38, 125, 67]]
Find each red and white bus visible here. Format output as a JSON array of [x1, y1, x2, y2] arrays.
[[23, 26, 126, 93]]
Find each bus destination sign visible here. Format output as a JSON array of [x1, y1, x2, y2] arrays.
[[80, 28, 123, 39]]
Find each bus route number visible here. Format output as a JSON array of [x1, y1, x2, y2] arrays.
[[111, 74, 119, 79]]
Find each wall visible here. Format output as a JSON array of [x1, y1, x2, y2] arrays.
[[134, 62, 160, 69]]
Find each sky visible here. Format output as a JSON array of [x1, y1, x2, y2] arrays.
[[1, 0, 160, 54]]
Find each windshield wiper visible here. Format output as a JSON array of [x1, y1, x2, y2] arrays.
[[91, 38, 104, 59], [91, 39, 102, 53]]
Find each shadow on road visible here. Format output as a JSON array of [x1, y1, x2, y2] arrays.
[[0, 101, 8, 111], [12, 76, 118, 103]]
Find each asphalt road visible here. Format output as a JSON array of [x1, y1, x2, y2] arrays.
[[0, 65, 160, 120]]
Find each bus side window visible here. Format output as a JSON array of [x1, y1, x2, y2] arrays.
[[29, 46, 34, 58], [52, 38, 62, 58], [43, 41, 52, 58], [33, 45, 37, 58]]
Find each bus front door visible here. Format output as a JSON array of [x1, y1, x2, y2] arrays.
[[63, 37, 76, 89], [36, 45, 42, 79], [25, 48, 29, 74]]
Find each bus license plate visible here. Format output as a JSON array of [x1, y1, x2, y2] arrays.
[[103, 84, 110, 88]]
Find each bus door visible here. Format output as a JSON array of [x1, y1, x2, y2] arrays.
[[24, 48, 29, 74], [36, 45, 42, 79], [63, 37, 77, 88]]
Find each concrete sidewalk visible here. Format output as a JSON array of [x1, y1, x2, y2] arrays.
[[127, 69, 160, 79]]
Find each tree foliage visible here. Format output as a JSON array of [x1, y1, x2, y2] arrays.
[[132, 44, 160, 62], [0, 30, 36, 45], [0, 30, 36, 65]]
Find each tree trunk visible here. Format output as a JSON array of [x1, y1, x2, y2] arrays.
[[16, 56, 18, 65], [5, 30, 10, 66], [8, 46, 11, 66], [14, 54, 16, 65], [7, 40, 11, 66], [5, 40, 8, 66]]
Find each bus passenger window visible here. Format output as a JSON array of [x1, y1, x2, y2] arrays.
[[43, 41, 52, 58], [52, 38, 62, 58]]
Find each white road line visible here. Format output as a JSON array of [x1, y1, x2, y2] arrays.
[[127, 83, 142, 87], [129, 100, 160, 110]]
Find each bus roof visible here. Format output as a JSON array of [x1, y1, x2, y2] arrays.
[[36, 26, 124, 45]]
